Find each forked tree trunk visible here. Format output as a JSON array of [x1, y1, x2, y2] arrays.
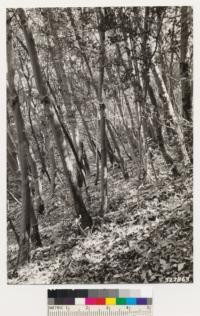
[[17, 8, 92, 229]]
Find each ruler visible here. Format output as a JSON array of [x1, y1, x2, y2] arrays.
[[48, 305, 152, 316]]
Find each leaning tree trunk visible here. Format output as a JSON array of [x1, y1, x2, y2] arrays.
[[106, 120, 129, 179], [46, 26, 88, 191], [7, 19, 42, 266], [17, 8, 92, 229], [105, 64, 138, 160]]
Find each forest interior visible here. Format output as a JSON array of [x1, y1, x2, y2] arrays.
[[7, 7, 193, 284]]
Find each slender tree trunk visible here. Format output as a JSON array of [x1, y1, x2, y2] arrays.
[[105, 65, 138, 160], [106, 120, 129, 179], [17, 9, 92, 229], [49, 140, 56, 196], [68, 7, 112, 164], [148, 84, 180, 177], [116, 39, 147, 177], [99, 103, 107, 216], [28, 99, 51, 182], [97, 9, 108, 216], [114, 38, 147, 175], [46, 77, 87, 189], [180, 6, 192, 121], [108, 120, 132, 160], [7, 19, 42, 266], [28, 146, 45, 216], [74, 102, 96, 158], [67, 8, 98, 97]]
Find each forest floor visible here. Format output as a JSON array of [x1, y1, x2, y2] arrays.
[[7, 149, 193, 284]]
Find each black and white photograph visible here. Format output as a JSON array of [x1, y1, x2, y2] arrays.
[[7, 6, 193, 284]]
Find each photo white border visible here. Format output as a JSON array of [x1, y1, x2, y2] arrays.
[[0, 1, 200, 315]]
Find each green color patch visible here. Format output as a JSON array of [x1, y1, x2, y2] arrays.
[[116, 298, 126, 305]]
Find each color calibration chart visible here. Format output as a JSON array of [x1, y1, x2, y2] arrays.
[[48, 289, 153, 316]]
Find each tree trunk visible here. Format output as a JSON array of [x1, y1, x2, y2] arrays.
[[46, 77, 88, 190], [7, 130, 19, 172], [148, 84, 180, 177], [67, 8, 98, 97], [7, 19, 42, 266], [105, 65, 138, 160], [99, 103, 107, 216], [180, 6, 192, 121], [151, 63, 190, 165], [7, 216, 20, 246], [106, 120, 129, 179], [17, 8, 92, 229], [97, 9, 108, 216], [28, 99, 51, 182], [28, 146, 45, 216], [49, 140, 56, 196]]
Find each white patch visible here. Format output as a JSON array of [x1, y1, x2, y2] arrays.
[[66, 158, 73, 172], [104, 167, 107, 178]]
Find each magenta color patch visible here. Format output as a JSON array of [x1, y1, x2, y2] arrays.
[[85, 298, 97, 305]]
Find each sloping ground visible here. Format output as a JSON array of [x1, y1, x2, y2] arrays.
[[7, 154, 193, 284]]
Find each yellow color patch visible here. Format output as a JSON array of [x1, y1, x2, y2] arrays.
[[106, 298, 116, 305]]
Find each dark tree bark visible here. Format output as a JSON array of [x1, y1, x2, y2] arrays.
[[7, 216, 20, 246], [180, 6, 192, 121]]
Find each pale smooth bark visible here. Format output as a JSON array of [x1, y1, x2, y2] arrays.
[[151, 63, 190, 165]]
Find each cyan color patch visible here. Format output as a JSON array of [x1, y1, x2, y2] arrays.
[[126, 298, 137, 305]]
